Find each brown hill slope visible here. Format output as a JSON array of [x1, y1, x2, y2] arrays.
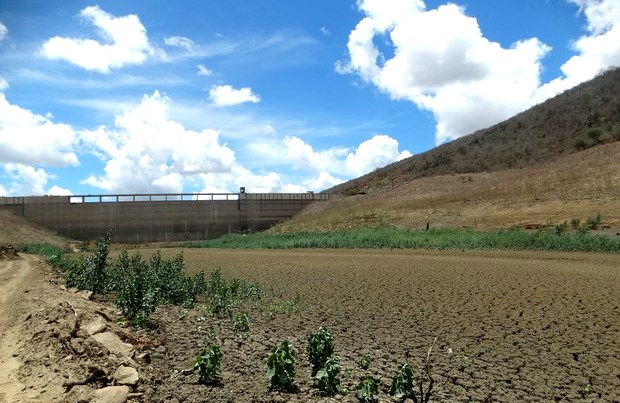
[[0, 210, 71, 248], [275, 132, 620, 232], [330, 67, 620, 196]]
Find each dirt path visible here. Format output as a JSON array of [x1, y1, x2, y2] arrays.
[[0, 254, 53, 402]]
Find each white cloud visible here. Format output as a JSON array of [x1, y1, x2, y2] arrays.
[[164, 35, 196, 51], [320, 26, 332, 37], [340, 1, 551, 144], [341, 0, 620, 144], [197, 64, 213, 76], [41, 5, 154, 73], [303, 171, 342, 191], [48, 185, 72, 196], [1, 163, 68, 196], [0, 77, 8, 91], [208, 85, 261, 107], [0, 22, 7, 41], [345, 134, 412, 177], [0, 93, 79, 167], [283, 134, 410, 178], [0, 183, 6, 196], [80, 91, 238, 193], [536, 0, 620, 101]]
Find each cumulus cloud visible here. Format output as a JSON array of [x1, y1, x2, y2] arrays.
[[164, 35, 196, 51], [1, 163, 70, 196], [536, 0, 620, 101], [339, 0, 550, 144], [284, 134, 410, 178], [197, 64, 213, 76], [41, 5, 154, 73], [340, 0, 620, 144], [0, 93, 79, 167], [208, 85, 261, 107], [80, 91, 237, 193], [345, 135, 412, 177], [0, 22, 7, 41]]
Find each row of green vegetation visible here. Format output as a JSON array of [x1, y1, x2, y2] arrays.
[[197, 326, 435, 402], [32, 232, 263, 328], [181, 226, 619, 253]]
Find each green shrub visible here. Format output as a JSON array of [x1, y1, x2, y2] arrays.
[[389, 364, 416, 402], [355, 375, 379, 403], [313, 355, 346, 396], [266, 340, 296, 391], [195, 344, 222, 385], [307, 327, 334, 376], [114, 253, 157, 328]]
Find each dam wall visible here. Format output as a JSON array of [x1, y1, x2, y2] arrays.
[[0, 192, 329, 243]]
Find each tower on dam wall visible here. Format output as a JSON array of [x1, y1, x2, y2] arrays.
[[0, 191, 330, 243]]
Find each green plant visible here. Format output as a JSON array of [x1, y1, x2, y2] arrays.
[[232, 312, 249, 332], [585, 213, 602, 230], [570, 218, 581, 230], [114, 252, 157, 328], [266, 340, 296, 391], [194, 344, 222, 385], [355, 375, 379, 403], [307, 327, 334, 376], [389, 364, 416, 402], [358, 353, 371, 370], [208, 293, 231, 318], [313, 355, 346, 396]]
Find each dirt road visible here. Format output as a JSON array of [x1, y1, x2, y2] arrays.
[[0, 254, 61, 402]]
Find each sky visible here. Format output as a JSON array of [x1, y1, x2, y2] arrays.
[[0, 0, 619, 196]]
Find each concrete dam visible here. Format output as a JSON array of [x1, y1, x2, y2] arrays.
[[0, 191, 330, 243]]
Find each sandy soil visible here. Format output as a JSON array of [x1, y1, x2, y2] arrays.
[[2, 248, 618, 402], [136, 248, 620, 402]]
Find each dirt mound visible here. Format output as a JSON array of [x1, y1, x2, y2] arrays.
[[0, 255, 153, 402], [0, 244, 19, 260]]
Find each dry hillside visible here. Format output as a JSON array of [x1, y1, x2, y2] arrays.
[[276, 142, 620, 232], [330, 67, 620, 196], [278, 68, 620, 232], [0, 210, 71, 248]]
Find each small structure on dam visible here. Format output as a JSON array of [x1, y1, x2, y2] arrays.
[[0, 190, 330, 243]]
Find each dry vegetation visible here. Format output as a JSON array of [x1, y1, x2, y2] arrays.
[[330, 67, 620, 196], [274, 141, 620, 232]]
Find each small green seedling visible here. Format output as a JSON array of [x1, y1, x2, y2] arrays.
[[194, 344, 222, 385], [358, 353, 371, 370], [266, 340, 296, 391], [389, 364, 416, 401], [313, 355, 346, 396], [355, 375, 379, 403], [307, 327, 334, 376]]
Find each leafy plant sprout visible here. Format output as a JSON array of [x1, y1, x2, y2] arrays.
[[194, 344, 222, 385], [307, 327, 334, 376], [266, 340, 296, 391]]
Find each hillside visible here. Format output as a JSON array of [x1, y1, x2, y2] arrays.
[[0, 210, 71, 248], [330, 67, 620, 196], [275, 68, 620, 232], [275, 142, 620, 232]]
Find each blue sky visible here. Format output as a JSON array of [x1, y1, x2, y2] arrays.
[[0, 0, 619, 196]]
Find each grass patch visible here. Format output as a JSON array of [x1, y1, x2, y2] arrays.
[[179, 228, 620, 253], [16, 243, 70, 256]]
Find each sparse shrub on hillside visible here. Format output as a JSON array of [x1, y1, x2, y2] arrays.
[[585, 213, 602, 230]]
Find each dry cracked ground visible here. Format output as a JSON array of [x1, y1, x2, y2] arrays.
[[1, 248, 619, 402]]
